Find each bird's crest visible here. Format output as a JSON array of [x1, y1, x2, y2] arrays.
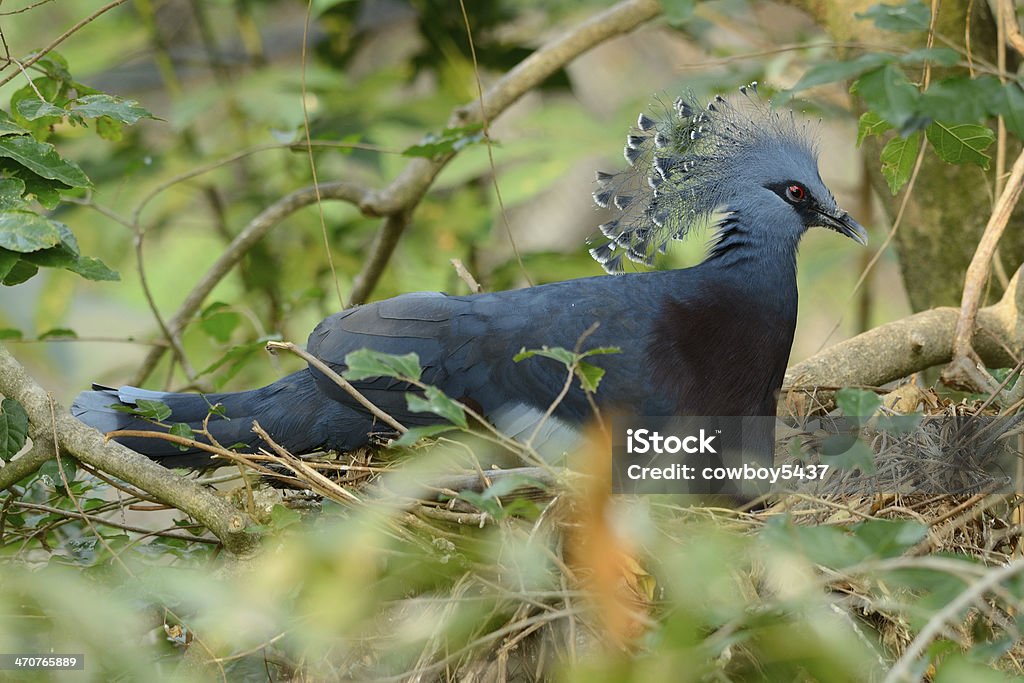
[[588, 83, 816, 273]]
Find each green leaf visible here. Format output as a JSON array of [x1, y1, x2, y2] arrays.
[[513, 346, 576, 367], [879, 131, 922, 194], [857, 0, 931, 32], [19, 224, 78, 267], [342, 348, 422, 382], [169, 423, 195, 451], [576, 361, 606, 393], [0, 177, 27, 210], [0, 249, 19, 281], [38, 328, 76, 340], [987, 82, 1024, 139], [917, 76, 1001, 124], [926, 122, 993, 169], [0, 135, 90, 188], [0, 111, 28, 137], [0, 210, 63, 252], [836, 387, 883, 419], [64, 255, 119, 281], [856, 111, 892, 146], [38, 455, 77, 489], [897, 47, 960, 66], [269, 504, 301, 530], [0, 397, 29, 459], [16, 98, 67, 121], [406, 386, 468, 428], [199, 302, 241, 343], [853, 64, 922, 132], [403, 124, 486, 158], [934, 654, 1014, 683], [821, 434, 877, 473], [1, 259, 38, 285], [68, 94, 155, 125], [389, 423, 457, 447], [761, 518, 872, 569], [132, 399, 172, 422], [852, 518, 927, 557], [0, 328, 23, 340], [792, 53, 891, 92]]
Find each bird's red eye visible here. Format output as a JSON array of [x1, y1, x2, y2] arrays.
[[786, 184, 806, 202]]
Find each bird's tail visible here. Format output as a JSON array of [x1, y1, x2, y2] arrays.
[[71, 370, 331, 469]]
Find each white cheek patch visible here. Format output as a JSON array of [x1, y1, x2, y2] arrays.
[[490, 403, 581, 461]]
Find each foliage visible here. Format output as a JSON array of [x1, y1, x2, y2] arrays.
[[791, 0, 1016, 193], [1, 0, 1022, 680]]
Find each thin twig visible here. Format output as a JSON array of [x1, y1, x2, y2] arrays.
[[264, 340, 407, 433], [883, 559, 1024, 683], [0, 0, 130, 88]]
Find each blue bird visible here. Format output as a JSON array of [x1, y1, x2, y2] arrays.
[[72, 85, 867, 469]]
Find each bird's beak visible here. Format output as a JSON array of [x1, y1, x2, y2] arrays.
[[815, 209, 868, 245]]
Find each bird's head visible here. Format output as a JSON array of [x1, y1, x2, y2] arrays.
[[588, 85, 867, 273]]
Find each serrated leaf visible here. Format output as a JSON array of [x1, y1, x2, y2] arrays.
[[132, 399, 172, 422], [792, 53, 891, 92], [169, 423, 194, 451], [342, 349, 422, 382], [879, 131, 922, 194], [406, 386, 467, 428], [199, 302, 241, 343], [69, 94, 154, 125], [64, 255, 119, 281], [403, 124, 485, 158], [854, 64, 923, 133], [857, 0, 930, 32], [926, 122, 993, 169], [513, 346, 576, 367], [389, 423, 456, 447], [836, 387, 883, 419], [16, 98, 67, 121], [38, 328, 76, 340], [0, 211, 62, 253], [0, 397, 30, 459], [576, 361, 606, 393], [0, 135, 89, 188], [856, 111, 892, 146]]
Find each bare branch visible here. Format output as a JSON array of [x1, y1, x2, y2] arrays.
[[130, 0, 662, 383], [786, 265, 1024, 393], [943, 147, 1024, 390], [349, 212, 410, 306], [130, 181, 369, 385], [264, 340, 407, 434], [0, 345, 260, 557]]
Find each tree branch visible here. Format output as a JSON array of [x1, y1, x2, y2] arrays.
[[786, 265, 1024, 392], [0, 345, 260, 557], [129, 0, 662, 385], [943, 147, 1024, 390]]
